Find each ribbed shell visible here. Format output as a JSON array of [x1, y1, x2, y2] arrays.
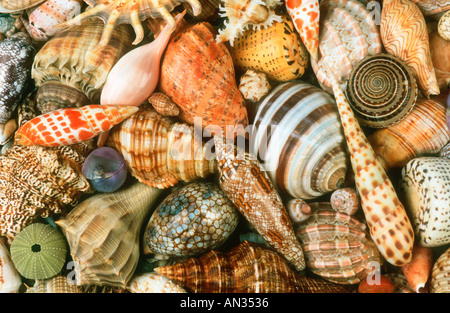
[[0, 0, 46, 12], [35, 82, 90, 114], [411, 0, 450, 15], [106, 106, 217, 189], [238, 69, 271, 103], [183, 0, 220, 21], [148, 92, 179, 117], [430, 247, 450, 293], [400, 157, 450, 247], [0, 239, 21, 293], [26, 275, 82, 293], [230, 15, 309, 82], [251, 81, 348, 200], [345, 53, 418, 128], [56, 182, 163, 288], [155, 240, 354, 293], [127, 272, 187, 293], [294, 203, 382, 285]]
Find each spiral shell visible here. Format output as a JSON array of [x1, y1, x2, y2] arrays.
[[238, 69, 271, 103], [345, 54, 418, 128], [148, 92, 179, 117], [26, 275, 82, 293], [438, 10, 450, 41], [430, 247, 450, 293], [330, 187, 360, 216], [286, 198, 312, 224], [0, 239, 21, 293], [251, 81, 348, 200], [384, 273, 415, 293], [0, 0, 46, 12], [35, 81, 90, 114], [127, 272, 187, 293], [400, 157, 450, 247]]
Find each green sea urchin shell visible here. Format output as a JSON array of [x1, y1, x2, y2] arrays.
[[10, 223, 67, 280]]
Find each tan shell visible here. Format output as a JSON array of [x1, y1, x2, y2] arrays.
[[26, 275, 82, 293], [0, 0, 46, 12], [428, 23, 450, 91], [238, 69, 271, 103], [147, 92, 179, 117], [438, 10, 450, 40], [430, 247, 450, 293], [411, 0, 450, 16], [127, 272, 187, 293], [384, 273, 415, 293]]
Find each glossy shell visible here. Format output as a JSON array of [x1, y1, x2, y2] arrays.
[[35, 81, 90, 114], [430, 247, 450, 293], [400, 157, 450, 247], [437, 10, 450, 41], [429, 24, 450, 91], [127, 272, 187, 293], [230, 15, 309, 82], [0, 239, 22, 293], [345, 53, 418, 128], [143, 182, 239, 257], [10, 223, 67, 280], [148, 92, 179, 117], [26, 275, 82, 293], [286, 198, 312, 224], [251, 81, 348, 200]]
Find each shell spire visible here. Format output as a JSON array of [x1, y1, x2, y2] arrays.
[[319, 62, 415, 266]]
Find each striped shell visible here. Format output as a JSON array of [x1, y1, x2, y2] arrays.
[[345, 53, 418, 128], [56, 182, 163, 288], [294, 202, 382, 285], [35, 82, 90, 114], [127, 272, 187, 293], [251, 81, 349, 200], [438, 10, 450, 41], [155, 240, 354, 293], [143, 182, 239, 257], [400, 157, 450, 247], [26, 275, 82, 293], [368, 92, 450, 170], [148, 92, 179, 117], [106, 105, 217, 189], [0, 239, 21, 293], [430, 247, 450, 293], [183, 0, 221, 21], [0, 0, 46, 12], [286, 198, 312, 224], [230, 15, 309, 82], [10, 223, 67, 280], [411, 0, 450, 16], [311, 0, 383, 93]]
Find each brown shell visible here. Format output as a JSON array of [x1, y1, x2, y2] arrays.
[[148, 92, 179, 117], [411, 0, 450, 15], [155, 240, 354, 293], [428, 24, 450, 91], [430, 247, 450, 293], [384, 273, 415, 293], [35, 81, 90, 114]]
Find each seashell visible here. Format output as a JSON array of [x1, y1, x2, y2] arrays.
[[35, 81, 90, 114], [428, 24, 450, 91], [214, 137, 306, 272], [26, 275, 82, 293], [429, 246, 450, 293], [32, 19, 133, 106], [59, 0, 202, 48], [27, 0, 83, 41], [0, 239, 22, 293], [310, 0, 383, 93], [0, 13, 16, 36], [81, 147, 128, 193], [285, 0, 320, 60], [10, 223, 67, 280], [160, 22, 248, 135], [14, 105, 139, 147], [0, 32, 34, 126], [106, 105, 217, 189], [286, 198, 311, 224], [215, 0, 283, 46], [0, 0, 46, 12], [0, 144, 93, 241], [345, 53, 418, 128], [183, 0, 220, 21], [358, 274, 395, 293], [238, 69, 271, 103], [148, 92, 179, 117], [367, 91, 450, 170], [384, 273, 415, 293], [251, 81, 348, 200], [155, 240, 354, 293], [56, 182, 163, 288], [401, 243, 433, 293], [143, 182, 239, 257], [411, 0, 450, 16], [16, 87, 38, 127], [0, 118, 17, 146], [294, 202, 382, 285], [380, 0, 440, 98], [127, 272, 187, 293], [330, 187, 360, 216], [400, 157, 450, 247], [442, 142, 450, 159], [230, 15, 309, 82], [319, 61, 415, 266], [438, 10, 450, 40]]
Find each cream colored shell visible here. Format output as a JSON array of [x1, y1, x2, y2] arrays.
[[438, 10, 450, 41]]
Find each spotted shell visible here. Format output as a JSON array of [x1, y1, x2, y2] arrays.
[[251, 81, 349, 200], [230, 15, 309, 82], [400, 157, 450, 247], [127, 272, 187, 293], [430, 247, 450, 293], [0, 239, 22, 293], [0, 0, 46, 12], [384, 273, 415, 293], [438, 10, 450, 41], [26, 275, 82, 293], [294, 202, 382, 285]]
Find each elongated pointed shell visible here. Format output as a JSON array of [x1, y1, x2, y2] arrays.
[[26, 275, 82, 293], [430, 247, 450, 293], [0, 240, 22, 293], [56, 182, 163, 288], [251, 81, 348, 200], [156, 241, 354, 293]]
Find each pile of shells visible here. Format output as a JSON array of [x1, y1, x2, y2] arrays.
[[0, 0, 448, 295]]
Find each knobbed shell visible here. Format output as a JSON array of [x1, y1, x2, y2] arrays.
[[430, 247, 450, 293], [251, 81, 348, 200], [26, 275, 82, 293], [0, 239, 22, 293], [230, 15, 309, 82], [345, 54, 418, 128], [438, 10, 450, 40], [127, 272, 187, 293], [143, 182, 239, 257], [106, 105, 217, 189], [238, 69, 271, 103], [56, 182, 163, 288], [155, 240, 354, 293], [10, 223, 67, 280], [400, 157, 450, 247], [294, 202, 382, 285]]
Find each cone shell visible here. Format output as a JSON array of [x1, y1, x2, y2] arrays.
[[251, 81, 349, 200], [160, 22, 248, 134], [106, 105, 217, 189], [127, 272, 187, 293], [294, 202, 382, 285], [56, 182, 163, 288], [430, 247, 450, 293], [400, 157, 450, 247], [155, 240, 354, 293], [26, 275, 82, 293], [0, 239, 21, 293], [230, 15, 309, 82]]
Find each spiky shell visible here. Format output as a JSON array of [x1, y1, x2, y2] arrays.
[[26, 275, 82, 293], [56, 182, 163, 288], [127, 272, 187, 293], [10, 223, 67, 280], [400, 157, 450, 247], [0, 239, 21, 293], [430, 247, 450, 293], [155, 240, 354, 293], [0, 0, 46, 12], [143, 182, 239, 257]]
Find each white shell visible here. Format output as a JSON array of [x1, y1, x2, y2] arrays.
[[127, 272, 187, 293], [0, 240, 21, 293]]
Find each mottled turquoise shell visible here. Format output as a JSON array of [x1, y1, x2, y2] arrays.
[[143, 182, 239, 257]]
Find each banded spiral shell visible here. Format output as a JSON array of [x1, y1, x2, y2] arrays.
[[430, 247, 450, 293], [400, 157, 450, 247], [0, 239, 21, 293], [294, 202, 382, 285], [251, 81, 349, 200], [143, 182, 239, 257], [345, 53, 418, 128], [411, 0, 450, 16]]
